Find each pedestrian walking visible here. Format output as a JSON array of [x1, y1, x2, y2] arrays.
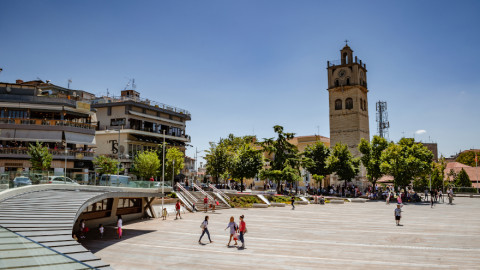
[[394, 204, 402, 226], [162, 207, 167, 220], [175, 200, 182, 220], [238, 215, 247, 249], [79, 219, 88, 239], [448, 189, 454, 204], [199, 216, 212, 244], [225, 216, 238, 246], [386, 191, 391, 204], [117, 215, 123, 239], [203, 196, 209, 213], [291, 196, 295, 210], [98, 224, 104, 239]]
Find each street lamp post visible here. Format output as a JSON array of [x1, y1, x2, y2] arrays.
[[64, 146, 67, 184], [161, 130, 165, 213], [117, 128, 121, 176]]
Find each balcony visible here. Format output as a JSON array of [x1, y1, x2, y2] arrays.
[[0, 147, 94, 159], [0, 94, 77, 107], [0, 118, 96, 130]]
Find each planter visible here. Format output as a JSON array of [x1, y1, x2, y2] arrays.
[[252, 203, 268, 208], [271, 202, 285, 207]]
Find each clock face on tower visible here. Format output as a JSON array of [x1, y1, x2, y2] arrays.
[[338, 69, 346, 78]]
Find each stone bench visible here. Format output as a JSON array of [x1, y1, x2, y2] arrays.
[[252, 203, 268, 208], [271, 202, 285, 207], [329, 199, 345, 204], [296, 201, 308, 205], [350, 198, 367, 203]]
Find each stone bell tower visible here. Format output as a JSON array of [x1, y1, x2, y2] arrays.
[[327, 44, 370, 182]]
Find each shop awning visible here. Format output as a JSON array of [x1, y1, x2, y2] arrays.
[[14, 130, 63, 143], [64, 131, 95, 145]]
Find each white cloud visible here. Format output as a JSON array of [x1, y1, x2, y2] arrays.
[[415, 130, 427, 135]]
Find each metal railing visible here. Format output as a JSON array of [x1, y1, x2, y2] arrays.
[[0, 148, 94, 157], [0, 94, 77, 106], [176, 182, 198, 203], [209, 183, 230, 200], [95, 95, 191, 116], [0, 118, 95, 130], [192, 183, 214, 201]]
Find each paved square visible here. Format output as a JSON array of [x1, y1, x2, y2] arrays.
[[83, 197, 480, 269]]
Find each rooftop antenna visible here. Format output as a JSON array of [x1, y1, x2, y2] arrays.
[[376, 101, 390, 140], [106, 88, 110, 97], [68, 79, 72, 89], [132, 78, 136, 90]]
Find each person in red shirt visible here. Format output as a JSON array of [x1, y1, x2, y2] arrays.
[[238, 215, 246, 249], [175, 200, 182, 220], [203, 196, 208, 213]]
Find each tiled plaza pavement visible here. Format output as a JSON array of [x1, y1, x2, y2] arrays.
[[82, 197, 480, 269]]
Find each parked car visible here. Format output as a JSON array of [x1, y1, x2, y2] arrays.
[[99, 175, 131, 187], [46, 176, 79, 185], [13, 177, 32, 187]]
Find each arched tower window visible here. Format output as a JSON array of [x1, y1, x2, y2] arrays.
[[335, 80, 339, 87], [364, 100, 367, 110], [335, 99, 342, 110], [360, 98, 363, 110], [345, 98, 353, 110], [346, 78, 350, 85]]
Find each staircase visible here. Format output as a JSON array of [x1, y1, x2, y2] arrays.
[[175, 183, 198, 212], [191, 183, 230, 211]]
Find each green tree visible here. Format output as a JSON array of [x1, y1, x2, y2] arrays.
[[327, 143, 360, 187], [456, 150, 479, 167], [455, 168, 472, 187], [165, 147, 185, 183], [93, 155, 119, 175], [302, 141, 331, 187], [380, 138, 433, 188], [231, 144, 263, 192], [28, 142, 53, 171], [133, 150, 160, 180], [258, 125, 299, 192], [358, 136, 388, 188], [205, 142, 230, 184]]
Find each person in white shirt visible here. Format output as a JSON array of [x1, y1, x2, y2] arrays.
[[199, 216, 212, 244], [117, 215, 123, 239], [394, 204, 402, 226]]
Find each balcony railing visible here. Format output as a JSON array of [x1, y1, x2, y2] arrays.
[[0, 118, 96, 130], [0, 94, 77, 106], [0, 147, 95, 157], [95, 95, 191, 116]]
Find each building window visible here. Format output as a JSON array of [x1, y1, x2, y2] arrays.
[[335, 99, 342, 110], [111, 118, 125, 126], [360, 98, 363, 110], [346, 78, 350, 85], [107, 107, 112, 116], [142, 108, 146, 114], [335, 80, 339, 87], [364, 100, 367, 110], [345, 98, 353, 110]]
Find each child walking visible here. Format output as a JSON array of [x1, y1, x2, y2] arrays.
[[117, 215, 123, 239], [98, 224, 104, 239], [225, 216, 238, 246], [394, 204, 402, 226]]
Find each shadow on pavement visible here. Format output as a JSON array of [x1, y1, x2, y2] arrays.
[[79, 225, 156, 253]]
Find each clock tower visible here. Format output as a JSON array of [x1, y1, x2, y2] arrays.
[[327, 44, 370, 161]]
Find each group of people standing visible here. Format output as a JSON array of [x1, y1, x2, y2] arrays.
[[199, 215, 247, 249]]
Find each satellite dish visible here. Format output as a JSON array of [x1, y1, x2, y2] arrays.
[[6, 86, 11, 93], [119, 145, 125, 154]]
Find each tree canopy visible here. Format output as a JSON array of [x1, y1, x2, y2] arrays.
[[231, 144, 263, 192], [133, 150, 160, 180], [302, 141, 331, 186], [327, 143, 360, 185], [456, 150, 480, 167], [455, 168, 472, 187], [358, 136, 388, 187], [93, 155, 119, 175], [380, 138, 433, 188], [164, 147, 185, 182], [28, 142, 53, 171]]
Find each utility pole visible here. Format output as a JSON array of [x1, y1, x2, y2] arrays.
[[161, 130, 165, 212], [172, 159, 175, 187]]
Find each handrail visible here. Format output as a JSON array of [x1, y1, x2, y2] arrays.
[[174, 192, 193, 212], [209, 184, 230, 200], [192, 183, 214, 201], [176, 183, 198, 202]]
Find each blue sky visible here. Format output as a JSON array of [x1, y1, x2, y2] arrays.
[[1, 0, 479, 162]]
